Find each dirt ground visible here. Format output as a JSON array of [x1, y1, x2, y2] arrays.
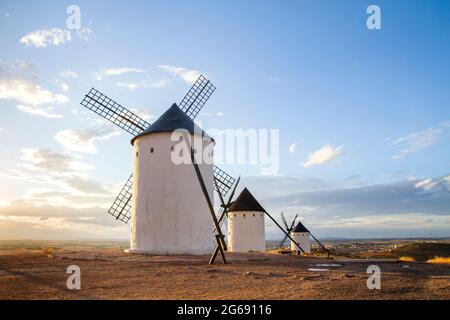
[[0, 246, 449, 300]]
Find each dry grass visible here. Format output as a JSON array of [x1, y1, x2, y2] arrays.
[[41, 247, 54, 255], [399, 256, 415, 262], [427, 256, 450, 264]]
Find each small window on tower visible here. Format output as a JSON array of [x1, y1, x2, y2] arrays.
[[136, 152, 138, 157], [243, 214, 246, 218], [150, 147, 154, 153], [253, 213, 255, 217], [170, 146, 174, 152]]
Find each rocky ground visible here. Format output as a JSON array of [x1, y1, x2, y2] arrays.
[[0, 244, 449, 299]]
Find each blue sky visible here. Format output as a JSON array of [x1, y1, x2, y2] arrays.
[[0, 0, 449, 240]]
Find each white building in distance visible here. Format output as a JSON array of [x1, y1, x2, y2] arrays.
[[291, 221, 311, 255], [227, 188, 266, 253]]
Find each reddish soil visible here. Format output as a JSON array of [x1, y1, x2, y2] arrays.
[[0, 247, 449, 299]]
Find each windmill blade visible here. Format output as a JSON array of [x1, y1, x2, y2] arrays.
[[281, 212, 289, 230], [213, 165, 236, 197], [81, 88, 151, 136], [279, 234, 289, 248], [289, 214, 299, 231], [108, 174, 133, 224], [179, 74, 216, 120]]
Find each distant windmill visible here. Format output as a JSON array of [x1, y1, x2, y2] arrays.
[[279, 212, 298, 248], [79, 75, 237, 255]]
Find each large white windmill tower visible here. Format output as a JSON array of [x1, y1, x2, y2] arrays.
[[79, 75, 237, 255], [129, 104, 215, 254]]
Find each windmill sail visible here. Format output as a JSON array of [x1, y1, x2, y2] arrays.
[[108, 174, 133, 223], [81, 88, 151, 135], [213, 165, 236, 197], [179, 74, 216, 120]]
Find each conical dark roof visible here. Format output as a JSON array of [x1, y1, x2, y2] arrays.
[[228, 187, 266, 213], [293, 221, 309, 233], [131, 103, 212, 145]]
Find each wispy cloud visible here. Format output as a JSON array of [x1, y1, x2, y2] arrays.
[[116, 79, 168, 90], [16, 105, 63, 119], [158, 65, 201, 84], [0, 78, 69, 106], [390, 127, 443, 160], [414, 175, 450, 192], [1, 148, 118, 209], [93, 67, 145, 80], [289, 142, 297, 154], [303, 144, 343, 168], [20, 28, 71, 48], [54, 126, 121, 154], [19, 27, 93, 48], [200, 111, 224, 117], [59, 70, 77, 79]]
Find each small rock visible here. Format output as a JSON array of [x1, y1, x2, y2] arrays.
[[342, 273, 356, 278], [244, 271, 255, 276]]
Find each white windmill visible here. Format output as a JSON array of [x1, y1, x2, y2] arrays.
[[290, 221, 311, 255], [226, 188, 266, 253], [79, 75, 237, 256], [278, 213, 330, 257]]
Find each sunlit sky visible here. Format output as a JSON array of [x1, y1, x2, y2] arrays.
[[0, 0, 449, 240]]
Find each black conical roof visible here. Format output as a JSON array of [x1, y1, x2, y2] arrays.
[[293, 221, 309, 233], [228, 187, 266, 213], [131, 103, 212, 145]]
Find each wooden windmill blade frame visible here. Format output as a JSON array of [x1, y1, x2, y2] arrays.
[[179, 74, 216, 120], [81, 88, 151, 135], [107, 174, 133, 223]]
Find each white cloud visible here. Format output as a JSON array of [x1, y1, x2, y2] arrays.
[[289, 142, 297, 154], [391, 128, 442, 160], [59, 70, 77, 79], [129, 108, 155, 122], [116, 79, 168, 90], [0, 78, 69, 106], [19, 28, 71, 48], [60, 81, 69, 93], [94, 67, 145, 80], [1, 148, 121, 210], [158, 65, 201, 84], [19, 27, 93, 48], [55, 126, 121, 154], [414, 175, 450, 192], [303, 144, 344, 168], [201, 111, 224, 117], [16, 104, 63, 119]]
